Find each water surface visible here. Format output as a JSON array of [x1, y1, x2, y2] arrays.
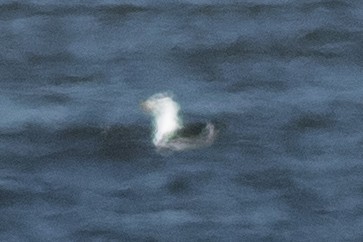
[[1, 1, 363, 241]]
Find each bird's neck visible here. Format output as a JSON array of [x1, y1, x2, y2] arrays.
[[153, 108, 182, 145]]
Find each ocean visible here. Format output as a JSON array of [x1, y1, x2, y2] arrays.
[[1, 0, 363, 241]]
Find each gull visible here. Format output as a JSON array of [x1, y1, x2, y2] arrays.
[[141, 92, 216, 151]]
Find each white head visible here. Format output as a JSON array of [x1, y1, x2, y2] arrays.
[[142, 93, 183, 146]]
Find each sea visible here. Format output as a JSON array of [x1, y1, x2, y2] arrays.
[[1, 0, 363, 241]]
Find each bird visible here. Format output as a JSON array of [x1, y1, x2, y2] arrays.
[[141, 92, 216, 151]]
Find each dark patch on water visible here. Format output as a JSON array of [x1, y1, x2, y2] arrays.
[[167, 176, 191, 195], [39, 187, 79, 208], [26, 52, 74, 65], [39, 93, 72, 104], [109, 188, 139, 200], [227, 79, 288, 92], [285, 112, 336, 131], [73, 228, 133, 242], [301, 0, 352, 12], [236, 168, 327, 218], [301, 28, 358, 44], [98, 124, 152, 161], [0, 2, 149, 20], [0, 188, 33, 208], [166, 171, 211, 196], [236, 168, 294, 191]]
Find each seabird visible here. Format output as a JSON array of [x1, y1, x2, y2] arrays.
[[141, 92, 216, 151]]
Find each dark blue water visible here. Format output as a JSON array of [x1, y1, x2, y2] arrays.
[[1, 1, 363, 241]]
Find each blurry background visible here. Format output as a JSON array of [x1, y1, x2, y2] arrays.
[[1, 0, 363, 241]]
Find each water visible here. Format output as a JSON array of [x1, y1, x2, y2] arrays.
[[1, 1, 363, 241]]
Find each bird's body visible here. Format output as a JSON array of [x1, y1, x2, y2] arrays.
[[142, 92, 216, 151]]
